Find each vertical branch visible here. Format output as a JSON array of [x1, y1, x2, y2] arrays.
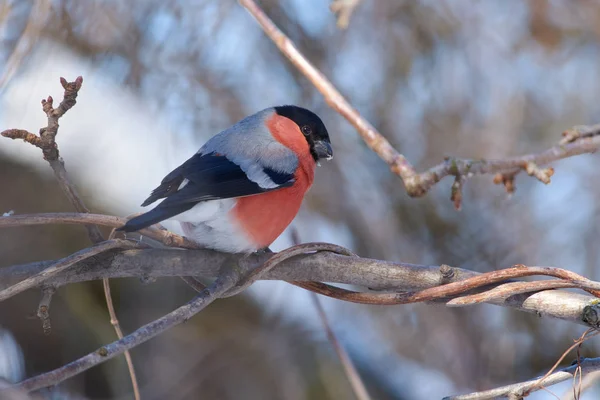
[[2, 77, 138, 396], [102, 278, 140, 400], [311, 294, 372, 400], [290, 228, 370, 400], [104, 229, 140, 400]]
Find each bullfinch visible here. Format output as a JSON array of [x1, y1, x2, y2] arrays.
[[118, 105, 333, 253]]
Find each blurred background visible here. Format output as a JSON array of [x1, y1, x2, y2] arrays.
[[1, 0, 600, 399]]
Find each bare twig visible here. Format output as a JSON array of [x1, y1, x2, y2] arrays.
[[312, 294, 371, 400], [8, 267, 242, 393], [289, 228, 370, 400], [1, 76, 104, 243], [0, 212, 199, 249], [444, 358, 600, 400], [37, 286, 55, 335], [444, 331, 600, 400], [329, 0, 362, 29], [180, 276, 207, 292], [103, 230, 140, 400], [239, 0, 600, 200], [0, 239, 140, 302], [446, 281, 588, 306], [102, 278, 140, 400], [522, 329, 598, 397], [561, 370, 600, 400], [2, 76, 141, 397]]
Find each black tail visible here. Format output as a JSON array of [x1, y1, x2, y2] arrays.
[[117, 203, 193, 232]]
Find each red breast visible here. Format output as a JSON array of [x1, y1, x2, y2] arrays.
[[232, 112, 316, 249]]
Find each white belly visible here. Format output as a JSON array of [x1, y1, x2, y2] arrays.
[[172, 199, 258, 253]]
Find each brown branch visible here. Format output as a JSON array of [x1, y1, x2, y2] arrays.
[[289, 227, 370, 400], [292, 265, 600, 305], [329, 0, 362, 29], [561, 370, 600, 400], [37, 286, 55, 335], [446, 281, 582, 306], [102, 278, 140, 400], [0, 212, 199, 249], [238, 0, 600, 200], [1, 76, 103, 243], [8, 267, 242, 393], [103, 229, 140, 400], [312, 294, 372, 400], [2, 76, 142, 397]]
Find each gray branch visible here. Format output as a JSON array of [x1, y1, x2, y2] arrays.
[[2, 248, 599, 327]]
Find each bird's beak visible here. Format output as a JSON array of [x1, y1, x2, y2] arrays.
[[314, 140, 333, 161]]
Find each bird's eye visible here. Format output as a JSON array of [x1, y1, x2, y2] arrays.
[[301, 125, 312, 136]]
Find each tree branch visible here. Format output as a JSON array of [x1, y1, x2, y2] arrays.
[[3, 241, 600, 328], [329, 0, 362, 29], [0, 239, 140, 302], [0, 213, 199, 249], [8, 267, 242, 393], [238, 0, 600, 204], [444, 357, 600, 400], [1, 76, 104, 243]]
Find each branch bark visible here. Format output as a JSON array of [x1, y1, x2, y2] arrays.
[[0, 239, 139, 302], [3, 245, 600, 328]]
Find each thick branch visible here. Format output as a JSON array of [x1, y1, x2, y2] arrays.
[[238, 0, 600, 200], [0, 239, 138, 302], [444, 357, 600, 400], [3, 248, 600, 327]]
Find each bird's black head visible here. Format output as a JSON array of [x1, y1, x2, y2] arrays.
[[274, 105, 333, 162]]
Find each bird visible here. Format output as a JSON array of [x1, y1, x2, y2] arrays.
[[118, 105, 333, 253]]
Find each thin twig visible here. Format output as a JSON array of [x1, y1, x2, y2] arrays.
[[0, 239, 139, 302], [521, 329, 599, 398], [446, 281, 586, 306], [0, 212, 199, 249], [289, 227, 370, 400], [329, 0, 362, 29], [561, 370, 600, 400], [8, 267, 242, 393], [444, 356, 600, 400], [37, 286, 55, 335], [445, 330, 600, 399], [1, 76, 104, 243], [238, 0, 600, 200], [103, 229, 140, 400], [312, 294, 371, 400], [180, 276, 207, 292]]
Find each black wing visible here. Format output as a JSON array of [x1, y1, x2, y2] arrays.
[[143, 152, 294, 207], [118, 152, 295, 233]]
